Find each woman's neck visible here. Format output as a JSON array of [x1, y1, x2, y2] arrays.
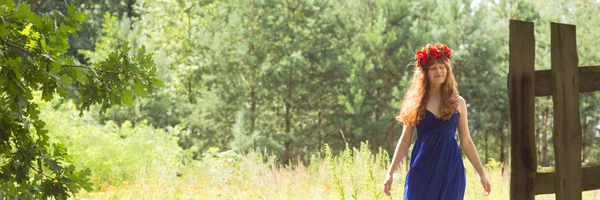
[[429, 84, 442, 97]]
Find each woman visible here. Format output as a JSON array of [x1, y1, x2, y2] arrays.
[[382, 43, 491, 199]]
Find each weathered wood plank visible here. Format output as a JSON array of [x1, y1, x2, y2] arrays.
[[535, 70, 552, 96], [583, 164, 600, 191], [535, 165, 600, 194], [534, 66, 600, 96], [579, 66, 600, 93], [535, 167, 555, 195], [509, 19, 537, 200], [550, 22, 582, 200]]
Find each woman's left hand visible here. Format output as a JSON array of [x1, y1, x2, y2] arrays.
[[383, 174, 394, 196], [480, 175, 491, 197]]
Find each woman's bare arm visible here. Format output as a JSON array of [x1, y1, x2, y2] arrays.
[[456, 96, 486, 176], [386, 124, 415, 176], [457, 96, 491, 196]]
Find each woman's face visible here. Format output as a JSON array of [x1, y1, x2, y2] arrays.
[[427, 62, 447, 86]]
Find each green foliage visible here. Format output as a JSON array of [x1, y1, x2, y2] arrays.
[[25, 0, 139, 63], [2, 0, 598, 198], [74, 0, 600, 169], [39, 99, 184, 187], [0, 1, 160, 198]]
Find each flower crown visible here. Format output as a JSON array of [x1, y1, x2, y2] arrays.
[[414, 43, 452, 69]]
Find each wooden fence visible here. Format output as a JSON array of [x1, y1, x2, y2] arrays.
[[509, 19, 600, 200]]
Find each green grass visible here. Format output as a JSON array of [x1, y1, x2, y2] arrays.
[[38, 101, 599, 199], [73, 143, 599, 200]]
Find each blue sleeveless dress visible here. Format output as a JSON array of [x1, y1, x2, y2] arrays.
[[404, 110, 466, 200]]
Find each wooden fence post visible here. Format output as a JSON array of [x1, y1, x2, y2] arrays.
[[550, 22, 582, 200], [509, 19, 600, 199], [509, 19, 537, 200]]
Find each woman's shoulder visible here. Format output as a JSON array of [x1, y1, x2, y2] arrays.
[[456, 95, 467, 111], [457, 95, 465, 102]]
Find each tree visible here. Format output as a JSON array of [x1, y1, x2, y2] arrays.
[[62, 0, 600, 169], [0, 1, 160, 198], [25, 0, 138, 63]]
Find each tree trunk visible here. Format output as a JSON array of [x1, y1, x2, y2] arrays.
[[536, 118, 541, 165], [502, 121, 509, 175], [541, 107, 549, 166], [500, 131, 505, 163], [187, 78, 194, 103], [186, 10, 195, 104], [27, 0, 40, 13], [284, 69, 293, 164], [375, 87, 381, 121], [485, 130, 488, 163], [387, 113, 397, 152], [283, 0, 296, 165], [250, 87, 256, 131], [249, 0, 256, 132], [317, 96, 322, 155], [582, 114, 587, 163], [128, 0, 136, 22]]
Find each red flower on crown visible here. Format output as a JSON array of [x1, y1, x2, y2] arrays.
[[429, 44, 441, 58], [414, 43, 452, 69]]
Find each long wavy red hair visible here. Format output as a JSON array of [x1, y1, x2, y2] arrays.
[[396, 58, 459, 126]]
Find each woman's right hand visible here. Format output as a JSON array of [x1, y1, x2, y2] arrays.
[[480, 175, 491, 196], [383, 174, 394, 196]]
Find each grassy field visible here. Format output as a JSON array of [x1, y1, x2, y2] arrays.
[[39, 102, 598, 199], [74, 144, 600, 200]]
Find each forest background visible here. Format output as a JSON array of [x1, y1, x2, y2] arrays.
[[1, 0, 599, 199]]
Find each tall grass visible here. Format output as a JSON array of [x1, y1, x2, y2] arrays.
[[39, 100, 600, 199], [39, 100, 185, 198], [72, 141, 600, 199]]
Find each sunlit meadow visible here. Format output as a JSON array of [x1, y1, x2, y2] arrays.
[[74, 148, 600, 200], [40, 100, 599, 200]]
